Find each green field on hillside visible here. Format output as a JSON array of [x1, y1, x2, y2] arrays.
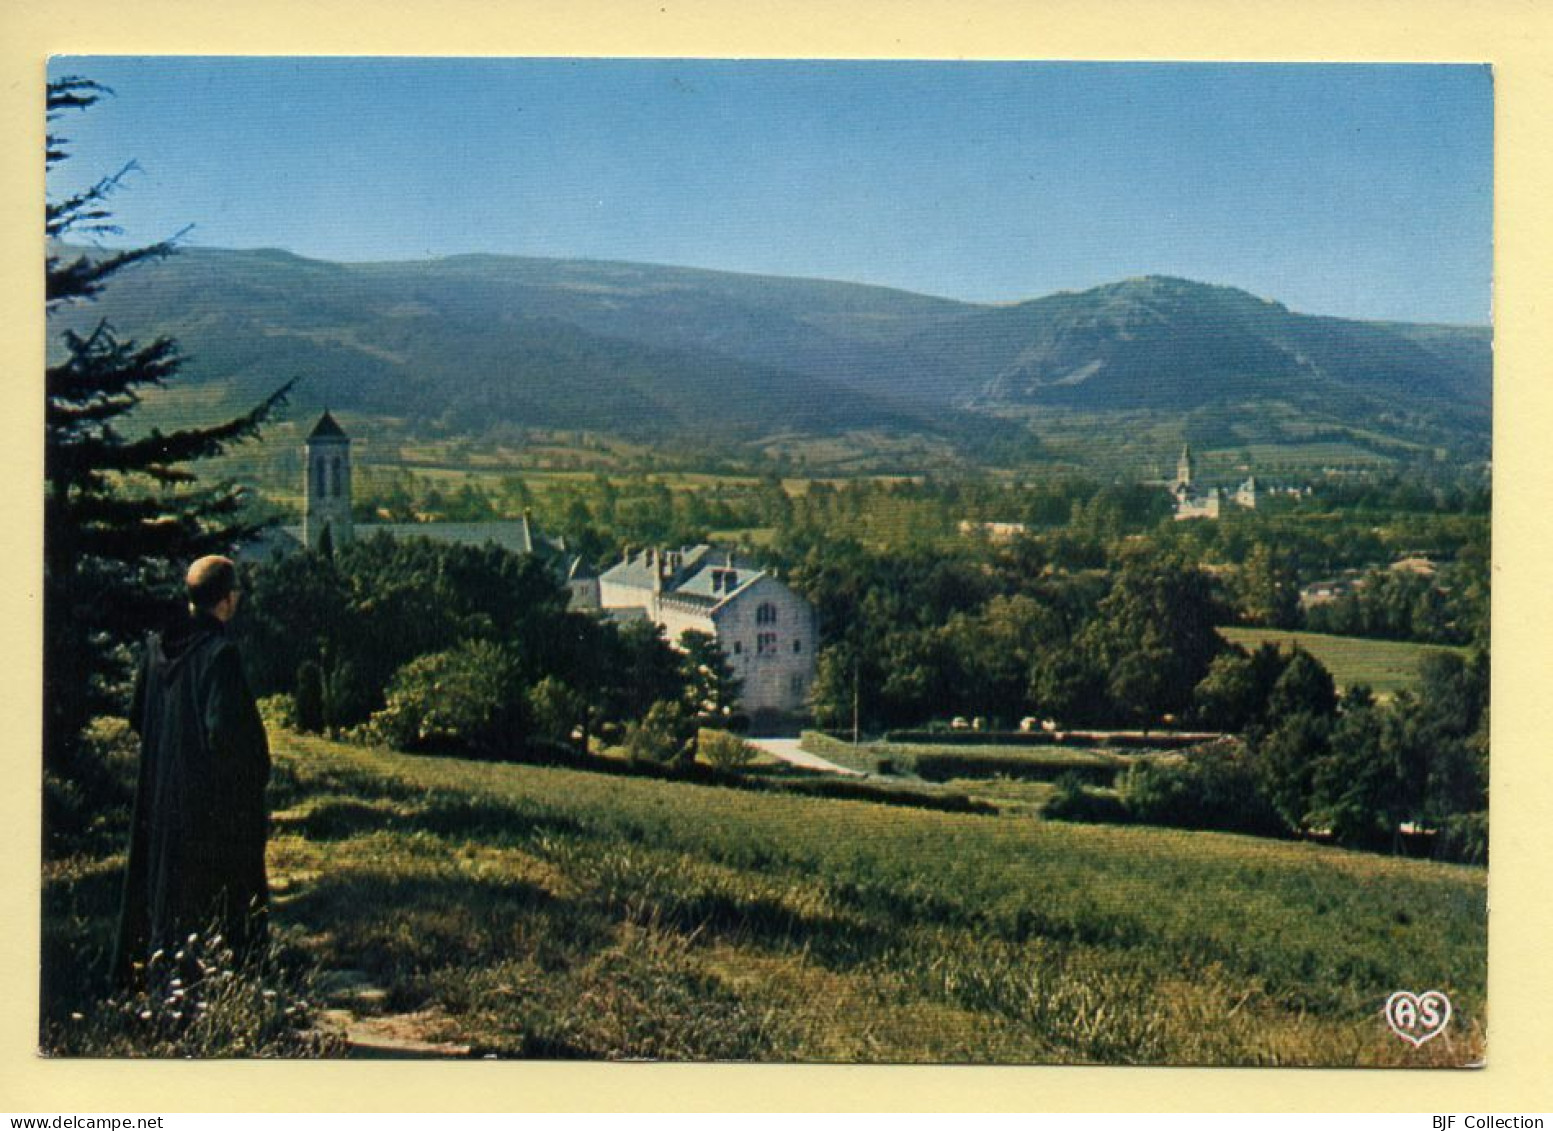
[[43, 729, 1485, 1064], [1217, 626, 1467, 699]]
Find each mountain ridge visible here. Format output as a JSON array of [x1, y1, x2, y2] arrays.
[[47, 245, 1491, 468]]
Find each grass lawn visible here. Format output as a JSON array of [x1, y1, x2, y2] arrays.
[[801, 731, 1135, 788], [1217, 626, 1467, 700], [44, 727, 1486, 1065]]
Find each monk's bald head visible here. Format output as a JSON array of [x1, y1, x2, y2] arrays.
[[187, 555, 238, 615]]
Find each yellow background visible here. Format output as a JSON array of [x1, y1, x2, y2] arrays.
[[1, 0, 1548, 1112]]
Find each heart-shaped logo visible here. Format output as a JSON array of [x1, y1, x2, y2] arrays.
[[1384, 990, 1452, 1046]]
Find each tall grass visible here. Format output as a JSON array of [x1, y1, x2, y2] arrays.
[[43, 727, 1486, 1064]]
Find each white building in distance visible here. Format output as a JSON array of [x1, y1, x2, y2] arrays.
[[592, 546, 818, 720]]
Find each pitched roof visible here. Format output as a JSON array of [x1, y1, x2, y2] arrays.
[[372, 518, 537, 556], [672, 561, 762, 602], [600, 544, 715, 592], [601, 545, 768, 608], [307, 411, 348, 441]]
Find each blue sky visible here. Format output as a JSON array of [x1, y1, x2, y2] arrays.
[[46, 58, 1492, 324]]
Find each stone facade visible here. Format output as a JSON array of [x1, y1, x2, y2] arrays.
[[1172, 486, 1222, 521], [598, 546, 817, 719]]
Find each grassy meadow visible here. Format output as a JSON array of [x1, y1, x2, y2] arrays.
[[799, 731, 1133, 786], [1217, 626, 1467, 700], [44, 726, 1486, 1064]]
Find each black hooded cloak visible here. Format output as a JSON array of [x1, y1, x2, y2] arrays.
[[113, 611, 271, 983]]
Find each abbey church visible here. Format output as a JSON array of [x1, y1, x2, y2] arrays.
[[240, 412, 817, 718], [236, 411, 551, 562], [1169, 445, 1258, 521]]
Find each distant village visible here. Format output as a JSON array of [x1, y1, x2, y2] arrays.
[[954, 444, 1443, 614]]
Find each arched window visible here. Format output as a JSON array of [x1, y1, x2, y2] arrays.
[[331, 457, 344, 498], [314, 458, 327, 499], [756, 602, 777, 625]]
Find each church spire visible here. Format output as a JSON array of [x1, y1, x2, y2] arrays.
[[308, 408, 347, 440]]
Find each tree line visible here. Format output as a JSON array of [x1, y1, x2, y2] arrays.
[[774, 530, 1486, 860], [1049, 644, 1488, 862], [237, 535, 738, 764], [335, 463, 1488, 647]]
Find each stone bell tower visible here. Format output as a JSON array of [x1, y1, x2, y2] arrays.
[[303, 410, 353, 550]]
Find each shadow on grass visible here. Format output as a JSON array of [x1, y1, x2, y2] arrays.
[[277, 794, 589, 845], [279, 868, 612, 1000], [827, 876, 971, 931], [268, 757, 428, 812], [271, 759, 963, 997]]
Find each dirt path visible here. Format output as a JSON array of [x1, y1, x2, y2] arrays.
[[746, 736, 867, 777], [314, 969, 473, 1058]]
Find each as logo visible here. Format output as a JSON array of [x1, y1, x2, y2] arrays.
[[1385, 990, 1452, 1046]]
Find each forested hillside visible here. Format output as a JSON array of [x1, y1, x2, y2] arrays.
[[49, 248, 1490, 468]]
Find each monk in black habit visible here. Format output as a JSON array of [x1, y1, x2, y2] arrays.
[[114, 555, 271, 985]]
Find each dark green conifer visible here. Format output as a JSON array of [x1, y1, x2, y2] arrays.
[[45, 76, 292, 773]]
